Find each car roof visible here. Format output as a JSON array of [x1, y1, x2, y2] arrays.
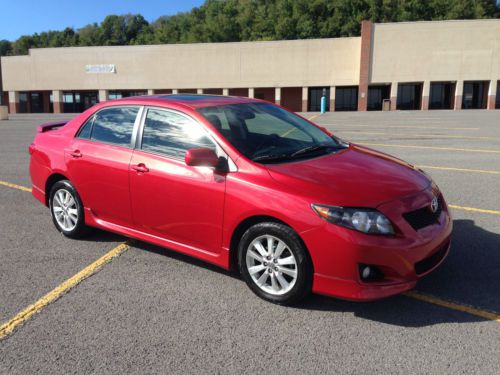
[[106, 94, 259, 110]]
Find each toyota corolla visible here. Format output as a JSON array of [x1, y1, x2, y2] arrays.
[[29, 95, 452, 304]]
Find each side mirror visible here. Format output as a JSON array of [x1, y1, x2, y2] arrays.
[[185, 148, 220, 169]]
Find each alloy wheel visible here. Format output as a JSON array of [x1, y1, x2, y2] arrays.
[[245, 235, 298, 295], [52, 188, 78, 231]]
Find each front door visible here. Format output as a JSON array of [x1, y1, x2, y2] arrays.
[[129, 107, 226, 254]]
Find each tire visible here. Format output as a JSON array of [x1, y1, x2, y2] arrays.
[[49, 180, 90, 239], [238, 222, 313, 305]]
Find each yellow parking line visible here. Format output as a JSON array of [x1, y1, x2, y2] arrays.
[[448, 205, 500, 215], [361, 142, 500, 154], [338, 130, 500, 141], [308, 114, 320, 121], [0, 241, 131, 341], [417, 165, 500, 175], [405, 291, 500, 322], [331, 124, 479, 131], [0, 180, 31, 192]]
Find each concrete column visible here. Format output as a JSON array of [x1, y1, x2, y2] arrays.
[[487, 80, 497, 110], [197, 89, 203, 94], [358, 20, 373, 111], [422, 81, 430, 110], [390, 82, 398, 111], [147, 89, 154, 95], [329, 86, 335, 112], [275, 87, 281, 105], [222, 88, 229, 96], [52, 90, 63, 114], [8, 91, 19, 114], [454, 81, 463, 110], [248, 88, 255, 98], [301, 87, 308, 112], [98, 89, 109, 103]]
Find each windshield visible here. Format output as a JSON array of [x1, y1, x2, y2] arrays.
[[198, 103, 347, 163]]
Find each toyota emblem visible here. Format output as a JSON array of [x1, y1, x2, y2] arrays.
[[430, 197, 439, 213]]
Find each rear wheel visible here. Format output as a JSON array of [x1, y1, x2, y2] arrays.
[[238, 222, 312, 305], [49, 180, 89, 238]]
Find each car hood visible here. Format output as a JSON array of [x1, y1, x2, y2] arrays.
[[265, 144, 430, 207]]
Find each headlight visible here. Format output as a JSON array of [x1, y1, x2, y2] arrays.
[[311, 204, 395, 235]]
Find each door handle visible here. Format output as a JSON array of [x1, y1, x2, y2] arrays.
[[131, 163, 149, 173], [70, 150, 82, 158]]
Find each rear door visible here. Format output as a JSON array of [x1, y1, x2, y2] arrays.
[[129, 107, 226, 254], [65, 106, 142, 226]]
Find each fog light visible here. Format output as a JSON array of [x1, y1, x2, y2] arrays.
[[361, 266, 372, 279], [359, 264, 384, 281]]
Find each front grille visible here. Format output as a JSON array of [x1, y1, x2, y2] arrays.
[[403, 195, 444, 231], [415, 241, 449, 275]]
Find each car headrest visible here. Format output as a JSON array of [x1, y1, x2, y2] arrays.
[[206, 114, 222, 130]]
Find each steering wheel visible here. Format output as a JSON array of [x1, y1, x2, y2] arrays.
[[251, 134, 281, 158]]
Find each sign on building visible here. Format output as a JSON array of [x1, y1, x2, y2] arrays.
[[85, 64, 116, 74]]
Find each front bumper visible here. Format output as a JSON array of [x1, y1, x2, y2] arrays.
[[302, 186, 453, 301]]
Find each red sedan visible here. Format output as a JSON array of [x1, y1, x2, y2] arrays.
[[29, 95, 452, 304]]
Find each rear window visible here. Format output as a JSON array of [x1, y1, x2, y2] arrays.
[[90, 107, 139, 147], [76, 117, 94, 139]]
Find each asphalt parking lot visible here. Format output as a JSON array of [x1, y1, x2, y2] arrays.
[[0, 110, 499, 374]]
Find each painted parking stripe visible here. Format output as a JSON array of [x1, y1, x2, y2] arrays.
[[405, 291, 500, 322], [322, 124, 480, 131], [338, 130, 500, 142], [0, 242, 131, 340], [417, 165, 500, 175], [0, 180, 31, 192], [449, 205, 500, 215], [361, 142, 500, 154]]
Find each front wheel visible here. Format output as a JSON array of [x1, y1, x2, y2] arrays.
[[49, 180, 89, 239], [238, 222, 313, 305]]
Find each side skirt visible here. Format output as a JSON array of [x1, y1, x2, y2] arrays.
[[84, 208, 230, 269]]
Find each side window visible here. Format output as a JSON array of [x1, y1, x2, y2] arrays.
[[90, 107, 139, 147], [141, 108, 216, 158], [76, 116, 94, 139]]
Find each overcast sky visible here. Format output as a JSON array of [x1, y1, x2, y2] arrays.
[[0, 0, 205, 41]]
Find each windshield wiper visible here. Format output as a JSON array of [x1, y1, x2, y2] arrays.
[[253, 144, 346, 163], [290, 145, 337, 157], [252, 153, 292, 162]]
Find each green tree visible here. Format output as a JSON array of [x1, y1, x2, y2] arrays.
[[0, 40, 12, 56]]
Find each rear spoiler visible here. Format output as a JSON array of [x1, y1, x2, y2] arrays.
[[36, 121, 68, 133]]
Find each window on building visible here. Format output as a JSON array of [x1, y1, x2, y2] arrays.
[[397, 83, 422, 110], [429, 82, 455, 110], [496, 81, 500, 109], [367, 85, 390, 111], [109, 91, 147, 100], [141, 108, 215, 158], [19, 92, 29, 113], [308, 87, 330, 112], [90, 106, 139, 147], [335, 86, 358, 111], [30, 92, 44, 113], [462, 81, 489, 109], [63, 91, 98, 113]]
